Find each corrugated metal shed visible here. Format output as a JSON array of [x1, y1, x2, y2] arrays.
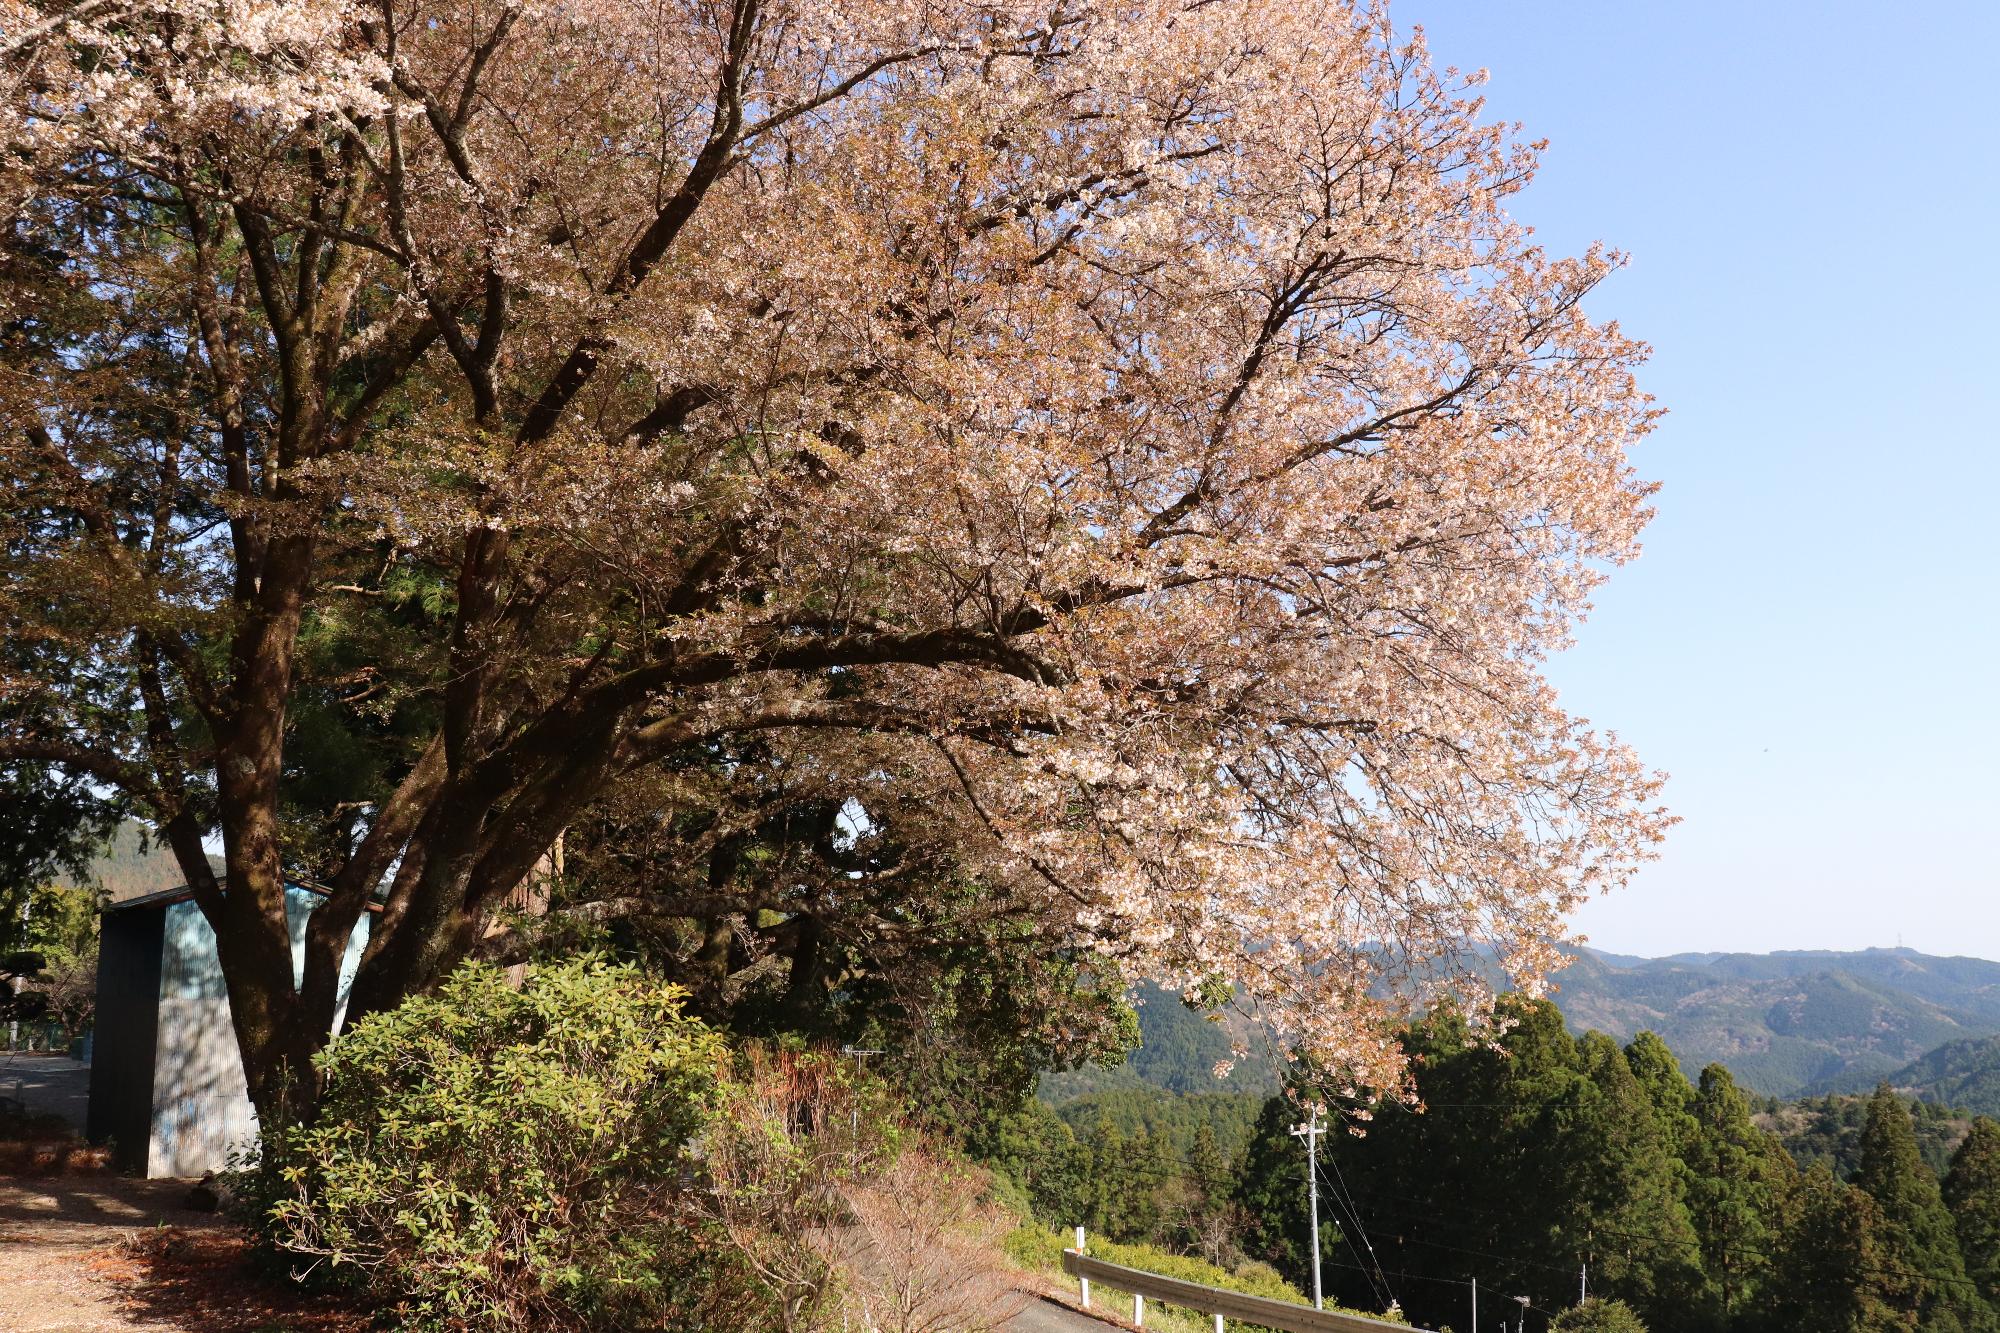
[[86, 886, 369, 1178]]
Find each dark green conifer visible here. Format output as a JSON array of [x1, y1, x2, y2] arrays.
[[1078, 1112, 1126, 1239], [1684, 1063, 1791, 1328], [1123, 1127, 1174, 1243], [1572, 1031, 1705, 1327], [1763, 1163, 1897, 1333], [1945, 1117, 2000, 1314], [1177, 1120, 1235, 1261], [1626, 1031, 1698, 1161], [1188, 1120, 1228, 1195], [1233, 1093, 1312, 1281], [973, 1097, 1086, 1224], [1854, 1084, 1984, 1331]]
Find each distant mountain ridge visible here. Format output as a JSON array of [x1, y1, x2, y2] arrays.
[[1046, 947, 2000, 1107], [1549, 946, 2000, 1098]]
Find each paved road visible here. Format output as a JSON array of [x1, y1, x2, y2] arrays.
[[0, 1053, 91, 1131], [1008, 1292, 1124, 1332]]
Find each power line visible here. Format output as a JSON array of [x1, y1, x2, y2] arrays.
[[1289, 1110, 1333, 1310], [1062, 1109, 1999, 1308], [1327, 1178, 1997, 1296], [1317, 1148, 1400, 1311], [1317, 1161, 1394, 1312]]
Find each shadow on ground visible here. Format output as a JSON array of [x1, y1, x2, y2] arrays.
[[0, 1052, 92, 1132], [0, 1172, 203, 1244], [0, 1173, 365, 1332], [102, 1226, 371, 1333]]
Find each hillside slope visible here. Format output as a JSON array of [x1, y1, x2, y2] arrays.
[[53, 820, 213, 903], [1866, 1034, 2000, 1116], [1548, 947, 2000, 1096], [1659, 948, 2000, 1024], [1038, 982, 1279, 1103], [1056, 949, 2000, 1104]]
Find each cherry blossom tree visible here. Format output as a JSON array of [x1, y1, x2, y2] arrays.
[[0, 0, 1668, 1121]]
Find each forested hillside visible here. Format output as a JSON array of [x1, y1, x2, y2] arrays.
[[1550, 948, 2000, 1096], [1755, 1092, 1973, 1179], [1038, 982, 1279, 1101], [1050, 1089, 1268, 1164], [1002, 996, 2000, 1333], [1053, 950, 2000, 1104], [1872, 1036, 2000, 1119], [52, 820, 216, 904]]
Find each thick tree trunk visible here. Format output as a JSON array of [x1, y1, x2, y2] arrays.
[[201, 519, 336, 1128], [781, 914, 828, 1024], [500, 836, 560, 989], [341, 803, 487, 1028]]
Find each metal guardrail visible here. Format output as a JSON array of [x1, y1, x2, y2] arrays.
[[1061, 1248, 1423, 1333]]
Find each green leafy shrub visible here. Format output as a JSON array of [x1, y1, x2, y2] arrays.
[[1086, 1235, 1305, 1305], [253, 958, 752, 1331], [1551, 1298, 1648, 1332], [1003, 1222, 1069, 1271]]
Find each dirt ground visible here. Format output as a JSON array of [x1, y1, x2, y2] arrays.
[[0, 1173, 1113, 1333], [0, 1173, 367, 1333]]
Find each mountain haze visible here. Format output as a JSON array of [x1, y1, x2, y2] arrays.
[[1050, 948, 2000, 1105], [1548, 946, 2000, 1096]]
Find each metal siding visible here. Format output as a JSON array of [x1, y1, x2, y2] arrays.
[[137, 889, 370, 1178], [150, 899, 255, 1177], [85, 905, 164, 1173]]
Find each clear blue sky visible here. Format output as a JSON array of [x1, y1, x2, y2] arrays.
[[1396, 1, 2000, 959]]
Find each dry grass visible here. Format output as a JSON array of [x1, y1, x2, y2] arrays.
[[0, 1137, 111, 1174], [833, 1147, 1027, 1333]]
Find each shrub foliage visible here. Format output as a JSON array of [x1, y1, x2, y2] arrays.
[[1551, 1298, 1649, 1332], [258, 959, 752, 1330]]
